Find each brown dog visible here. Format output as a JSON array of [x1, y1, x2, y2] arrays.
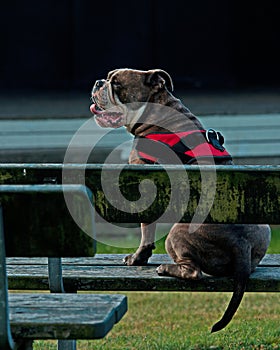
[[90, 68, 271, 332]]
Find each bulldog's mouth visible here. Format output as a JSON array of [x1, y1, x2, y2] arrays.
[[90, 93, 107, 113], [90, 103, 124, 128], [90, 103, 105, 114]]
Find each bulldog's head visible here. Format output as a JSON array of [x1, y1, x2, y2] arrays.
[[90, 68, 173, 128]]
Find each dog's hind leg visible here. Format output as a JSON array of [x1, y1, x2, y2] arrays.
[[156, 260, 202, 279], [157, 234, 202, 279]]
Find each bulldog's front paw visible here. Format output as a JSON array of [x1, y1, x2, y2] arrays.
[[123, 253, 148, 266], [123, 244, 155, 266]]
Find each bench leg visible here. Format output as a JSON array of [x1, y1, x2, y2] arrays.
[[15, 340, 33, 350], [48, 257, 65, 293], [14, 339, 76, 350], [58, 340, 76, 350], [48, 258, 77, 350]]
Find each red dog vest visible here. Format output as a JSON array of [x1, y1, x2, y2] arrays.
[[133, 129, 232, 164]]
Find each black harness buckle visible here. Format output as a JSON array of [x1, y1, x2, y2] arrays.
[[206, 128, 225, 152]]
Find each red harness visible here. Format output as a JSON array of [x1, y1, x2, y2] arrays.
[[134, 129, 232, 164]]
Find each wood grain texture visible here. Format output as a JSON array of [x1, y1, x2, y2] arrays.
[[0, 164, 279, 224], [7, 254, 280, 292], [9, 293, 127, 340], [6, 253, 280, 266], [0, 185, 95, 257]]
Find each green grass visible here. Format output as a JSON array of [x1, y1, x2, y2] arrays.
[[34, 292, 280, 350], [34, 226, 280, 350], [88, 292, 280, 350], [267, 226, 280, 253]]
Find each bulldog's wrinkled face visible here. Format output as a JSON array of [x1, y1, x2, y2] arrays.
[[90, 68, 173, 128]]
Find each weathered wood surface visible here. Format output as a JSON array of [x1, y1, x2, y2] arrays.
[[0, 164, 279, 224], [0, 185, 127, 347], [10, 293, 127, 340], [6, 253, 280, 267], [7, 254, 280, 292], [0, 184, 95, 257]]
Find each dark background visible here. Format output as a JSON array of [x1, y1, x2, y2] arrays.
[[1, 0, 280, 92]]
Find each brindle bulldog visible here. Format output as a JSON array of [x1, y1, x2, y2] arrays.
[[90, 68, 271, 332]]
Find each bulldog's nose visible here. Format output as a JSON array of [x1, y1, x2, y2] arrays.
[[95, 79, 105, 88]]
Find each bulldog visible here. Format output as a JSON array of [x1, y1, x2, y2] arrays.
[[90, 68, 271, 332]]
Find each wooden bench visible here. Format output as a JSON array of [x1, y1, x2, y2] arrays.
[[6, 253, 280, 293], [0, 164, 279, 336], [0, 184, 127, 350]]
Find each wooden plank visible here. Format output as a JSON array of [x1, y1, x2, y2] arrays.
[[6, 254, 280, 267], [10, 293, 127, 340], [64, 266, 280, 293], [0, 185, 95, 257], [77, 253, 280, 267], [0, 164, 279, 224], [82, 165, 280, 224], [7, 263, 280, 292]]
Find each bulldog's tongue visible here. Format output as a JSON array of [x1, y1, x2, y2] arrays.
[[90, 104, 102, 115]]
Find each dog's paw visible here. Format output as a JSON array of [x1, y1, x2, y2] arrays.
[[156, 264, 167, 276], [123, 254, 135, 266], [123, 245, 155, 266], [123, 254, 148, 266]]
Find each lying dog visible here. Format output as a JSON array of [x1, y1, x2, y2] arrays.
[[90, 68, 271, 332]]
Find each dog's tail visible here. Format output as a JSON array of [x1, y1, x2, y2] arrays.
[[211, 242, 251, 333]]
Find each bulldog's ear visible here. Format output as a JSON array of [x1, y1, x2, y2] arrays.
[[107, 69, 119, 79], [145, 69, 174, 92]]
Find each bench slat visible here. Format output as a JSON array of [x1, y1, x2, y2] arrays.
[[10, 293, 127, 340], [65, 266, 280, 292], [0, 185, 95, 257], [0, 164, 279, 223], [7, 259, 280, 293], [68, 165, 280, 224], [6, 253, 280, 267], [0, 184, 127, 348]]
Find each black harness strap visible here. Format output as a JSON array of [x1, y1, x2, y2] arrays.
[[134, 129, 232, 164]]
